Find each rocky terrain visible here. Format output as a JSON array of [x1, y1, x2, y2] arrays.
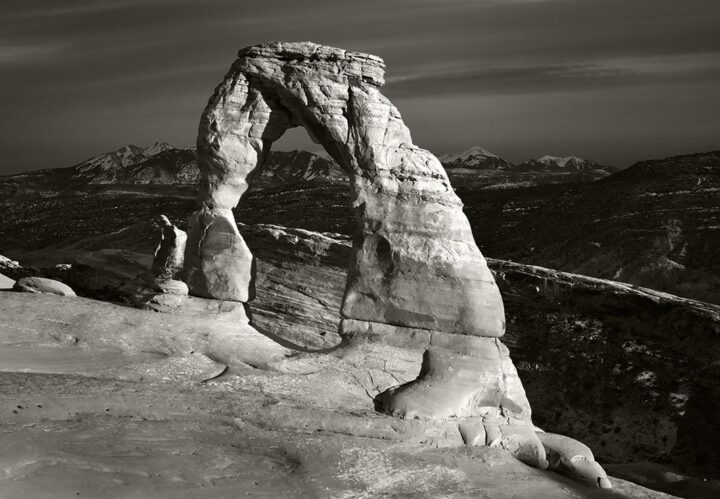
[[1, 40, 718, 498], [2, 218, 719, 497], [0, 143, 348, 207], [4, 148, 716, 304], [0, 289, 679, 498], [462, 151, 720, 304]]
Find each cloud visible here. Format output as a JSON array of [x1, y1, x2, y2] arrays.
[[0, 43, 71, 64], [1, 0, 197, 20], [1, 0, 719, 173], [385, 52, 720, 98]]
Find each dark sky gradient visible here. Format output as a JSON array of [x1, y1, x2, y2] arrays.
[[1, 0, 719, 174]]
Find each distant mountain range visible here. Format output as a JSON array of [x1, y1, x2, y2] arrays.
[[515, 154, 614, 173], [74, 142, 174, 179], [75, 143, 197, 185], [67, 143, 345, 188], [438, 146, 514, 170], [0, 143, 345, 205], [68, 143, 345, 188], [438, 146, 616, 172], [437, 146, 620, 189], [3, 142, 617, 195]]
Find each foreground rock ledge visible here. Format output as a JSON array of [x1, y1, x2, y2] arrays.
[[0, 292, 676, 497]]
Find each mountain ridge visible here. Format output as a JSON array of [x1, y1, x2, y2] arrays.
[[4, 142, 617, 189], [436, 146, 619, 188], [438, 146, 514, 170], [516, 154, 616, 174], [73, 142, 174, 177], [438, 145, 616, 171], [0, 146, 345, 202]]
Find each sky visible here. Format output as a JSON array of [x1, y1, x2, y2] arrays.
[[1, 0, 719, 174]]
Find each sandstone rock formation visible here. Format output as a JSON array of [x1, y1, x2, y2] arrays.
[[1, 291, 676, 497], [15, 217, 719, 485], [13, 276, 76, 297], [151, 215, 186, 282], [188, 41, 503, 335], [0, 272, 14, 290], [184, 41, 609, 487], [0, 255, 26, 281], [184, 207, 254, 301]]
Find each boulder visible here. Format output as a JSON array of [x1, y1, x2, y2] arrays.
[[151, 215, 186, 281], [183, 207, 255, 302], [0, 254, 28, 280], [155, 279, 188, 296], [66, 249, 151, 299], [0, 272, 15, 290], [13, 276, 76, 296]]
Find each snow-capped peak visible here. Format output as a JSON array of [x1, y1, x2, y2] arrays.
[[439, 146, 499, 164], [438, 146, 513, 170], [537, 155, 584, 168], [75, 144, 144, 173], [143, 141, 173, 157], [74, 142, 177, 175]]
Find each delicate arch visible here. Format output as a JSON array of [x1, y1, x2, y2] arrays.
[[180, 43, 613, 488], [184, 41, 504, 337]]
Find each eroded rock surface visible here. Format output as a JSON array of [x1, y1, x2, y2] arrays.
[[0, 254, 26, 280], [176, 41, 615, 487], [5, 218, 720, 493], [13, 276, 76, 297], [184, 207, 255, 301], [151, 215, 186, 282], [188, 41, 504, 338], [0, 272, 14, 290], [0, 292, 677, 498], [14, 220, 719, 482], [66, 249, 151, 299]]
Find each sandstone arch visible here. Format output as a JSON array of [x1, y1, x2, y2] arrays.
[[184, 42, 610, 488], [186, 42, 503, 336]]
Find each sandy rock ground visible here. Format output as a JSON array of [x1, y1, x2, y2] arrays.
[[2, 220, 719, 497], [0, 291, 677, 498]]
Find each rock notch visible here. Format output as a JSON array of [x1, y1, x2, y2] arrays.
[[184, 41, 610, 487]]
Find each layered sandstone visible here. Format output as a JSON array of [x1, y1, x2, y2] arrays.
[[0, 272, 15, 290], [187, 41, 503, 337], [179, 41, 609, 486], [13, 276, 76, 297]]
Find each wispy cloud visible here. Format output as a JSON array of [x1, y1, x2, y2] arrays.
[[1, 0, 719, 173], [386, 52, 720, 98], [2, 0, 199, 20], [0, 43, 71, 64]]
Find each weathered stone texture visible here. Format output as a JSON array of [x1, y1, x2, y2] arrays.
[[0, 272, 15, 290], [181, 41, 609, 487], [151, 215, 186, 282], [13, 276, 76, 297], [187, 41, 503, 338], [184, 208, 254, 302]]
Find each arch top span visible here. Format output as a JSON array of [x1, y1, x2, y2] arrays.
[[185, 41, 505, 338], [237, 42, 386, 87]]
